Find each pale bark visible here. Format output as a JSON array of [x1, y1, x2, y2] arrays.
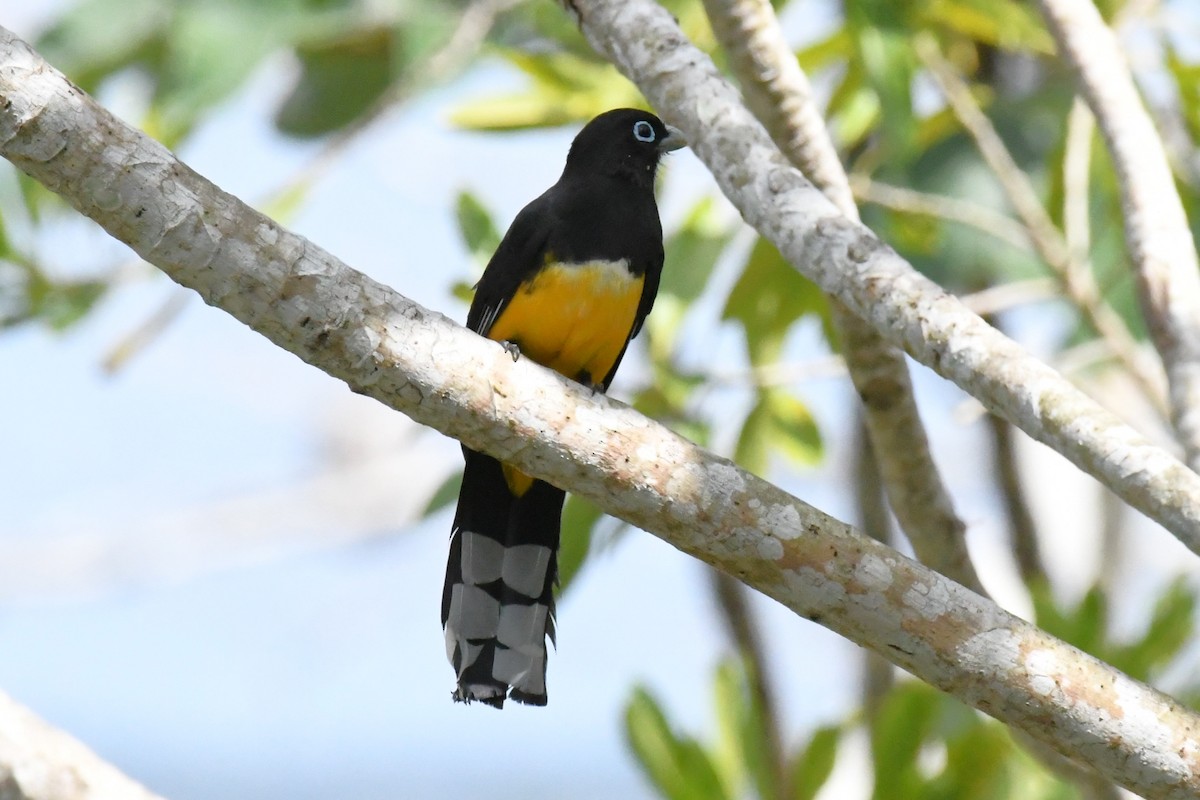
[[564, 0, 1200, 551], [1036, 0, 1200, 469], [3, 23, 1200, 800], [0, 690, 165, 800], [701, 0, 981, 594]]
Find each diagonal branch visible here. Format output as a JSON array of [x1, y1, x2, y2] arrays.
[[563, 0, 1200, 552], [1036, 0, 1200, 468], [0, 689, 166, 800], [3, 24, 1200, 799], [701, 0, 980, 593]]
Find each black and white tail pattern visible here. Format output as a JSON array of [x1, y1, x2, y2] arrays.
[[442, 449, 563, 707]]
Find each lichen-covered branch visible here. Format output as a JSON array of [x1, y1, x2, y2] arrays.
[[0, 690, 165, 800], [700, 0, 980, 594], [3, 25, 1200, 799], [564, 0, 1200, 552], [1036, 0, 1200, 468]]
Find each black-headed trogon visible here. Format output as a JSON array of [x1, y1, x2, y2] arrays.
[[442, 108, 685, 707]]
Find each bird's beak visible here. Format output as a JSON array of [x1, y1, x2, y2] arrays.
[[658, 125, 687, 153]]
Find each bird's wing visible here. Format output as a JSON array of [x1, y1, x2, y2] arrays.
[[467, 194, 554, 338]]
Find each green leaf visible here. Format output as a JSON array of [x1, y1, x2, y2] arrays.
[[920, 0, 1054, 53], [40, 280, 108, 331], [845, 0, 916, 159], [455, 190, 502, 268], [421, 469, 462, 517], [0, 258, 109, 331], [625, 688, 730, 800], [714, 659, 777, 800], [661, 196, 735, 304], [451, 48, 643, 131], [633, 359, 711, 446], [275, 24, 395, 138], [35, 0, 169, 93], [797, 28, 853, 75], [933, 719, 1012, 800], [768, 390, 823, 466], [870, 682, 940, 800], [451, 279, 475, 305], [151, 3, 297, 145], [1031, 581, 1108, 658], [1111, 577, 1196, 680], [734, 389, 823, 474], [734, 392, 772, 475], [557, 494, 602, 595], [712, 661, 746, 796], [1167, 45, 1200, 146], [790, 725, 840, 800], [856, 28, 916, 158], [722, 236, 828, 366]]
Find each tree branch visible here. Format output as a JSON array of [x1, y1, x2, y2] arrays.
[[700, 0, 981, 594], [563, 0, 1200, 552], [3, 24, 1200, 799], [0, 690, 165, 800], [1036, 0, 1200, 468]]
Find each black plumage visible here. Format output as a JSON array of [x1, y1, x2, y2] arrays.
[[443, 108, 684, 708]]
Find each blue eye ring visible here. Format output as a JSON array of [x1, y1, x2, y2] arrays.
[[632, 120, 656, 142]]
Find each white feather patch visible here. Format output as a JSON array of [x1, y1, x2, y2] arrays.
[[493, 648, 545, 694], [497, 603, 549, 653], [502, 544, 553, 598], [447, 584, 500, 639], [460, 531, 504, 585]]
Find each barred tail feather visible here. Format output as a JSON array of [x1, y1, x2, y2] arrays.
[[442, 450, 563, 708]]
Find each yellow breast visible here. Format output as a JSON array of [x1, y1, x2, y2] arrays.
[[485, 259, 644, 497], [487, 259, 644, 386]]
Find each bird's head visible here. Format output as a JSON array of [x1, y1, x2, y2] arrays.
[[563, 108, 686, 187]]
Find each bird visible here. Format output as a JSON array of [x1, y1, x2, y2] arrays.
[[442, 108, 685, 708]]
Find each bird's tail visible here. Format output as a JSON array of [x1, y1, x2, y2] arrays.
[[442, 449, 563, 707]]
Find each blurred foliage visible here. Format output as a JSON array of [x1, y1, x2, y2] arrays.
[[625, 659, 840, 800], [867, 682, 1077, 800], [7, 0, 1200, 797]]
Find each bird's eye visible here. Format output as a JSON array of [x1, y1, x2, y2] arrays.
[[632, 120, 656, 142]]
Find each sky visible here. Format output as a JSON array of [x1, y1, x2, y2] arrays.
[[2, 2, 1199, 800]]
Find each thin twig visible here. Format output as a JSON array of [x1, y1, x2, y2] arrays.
[[850, 175, 1032, 253], [959, 278, 1061, 316], [102, 288, 190, 373], [985, 410, 1048, 586], [1097, 485, 1127, 593], [1036, 0, 1200, 469], [1063, 98, 1093, 282]]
